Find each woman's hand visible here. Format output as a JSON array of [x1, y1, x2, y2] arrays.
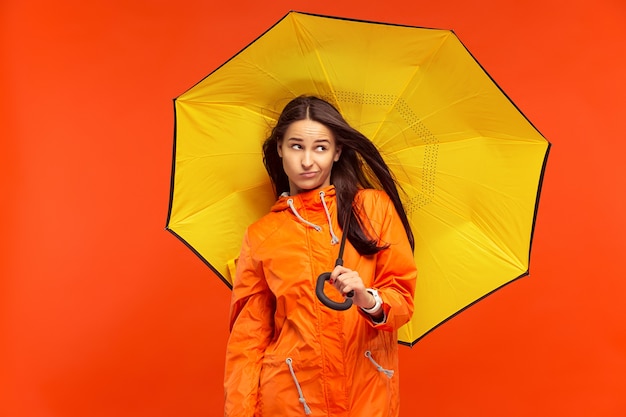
[[329, 265, 375, 310]]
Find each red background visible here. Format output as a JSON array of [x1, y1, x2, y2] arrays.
[[2, 0, 625, 416]]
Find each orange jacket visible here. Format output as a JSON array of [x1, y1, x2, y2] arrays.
[[225, 186, 417, 417]]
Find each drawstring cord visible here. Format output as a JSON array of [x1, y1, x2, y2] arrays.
[[286, 192, 339, 245], [319, 191, 340, 244], [287, 198, 322, 232], [365, 351, 395, 379], [286, 358, 312, 415]]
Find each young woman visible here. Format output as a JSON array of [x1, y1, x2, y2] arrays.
[[224, 96, 417, 417]]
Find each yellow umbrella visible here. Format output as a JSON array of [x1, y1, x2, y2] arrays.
[[166, 11, 550, 345]]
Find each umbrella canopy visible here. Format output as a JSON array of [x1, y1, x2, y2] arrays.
[[166, 11, 550, 345]]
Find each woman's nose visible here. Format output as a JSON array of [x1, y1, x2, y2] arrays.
[[301, 151, 313, 167]]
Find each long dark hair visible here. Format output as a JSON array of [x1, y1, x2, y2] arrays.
[[263, 95, 414, 255]]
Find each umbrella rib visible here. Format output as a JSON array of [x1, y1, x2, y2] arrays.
[[175, 181, 271, 224], [373, 32, 453, 149], [290, 16, 337, 108]]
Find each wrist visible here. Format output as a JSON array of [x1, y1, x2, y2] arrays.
[[361, 288, 383, 315]]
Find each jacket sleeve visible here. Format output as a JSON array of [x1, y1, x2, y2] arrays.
[[224, 229, 275, 417], [360, 191, 417, 331]]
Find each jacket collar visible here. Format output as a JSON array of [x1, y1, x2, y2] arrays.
[[271, 185, 336, 213], [271, 186, 339, 244]]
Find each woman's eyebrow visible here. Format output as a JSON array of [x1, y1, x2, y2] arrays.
[[285, 137, 331, 143]]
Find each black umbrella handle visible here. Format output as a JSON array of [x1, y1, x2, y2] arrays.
[[315, 209, 354, 310], [315, 271, 354, 311]]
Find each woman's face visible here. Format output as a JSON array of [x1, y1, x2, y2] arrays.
[[277, 119, 341, 195]]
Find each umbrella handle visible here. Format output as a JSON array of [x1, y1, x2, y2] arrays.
[[315, 272, 354, 311]]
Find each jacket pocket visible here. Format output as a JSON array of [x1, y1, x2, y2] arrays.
[[259, 354, 319, 416], [352, 350, 399, 416], [285, 358, 312, 415], [364, 350, 395, 379]]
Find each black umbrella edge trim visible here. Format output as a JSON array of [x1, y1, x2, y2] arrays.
[[164, 98, 233, 289], [174, 11, 452, 98], [164, 98, 178, 230], [527, 143, 552, 268], [399, 270, 530, 348], [165, 227, 234, 289], [291, 10, 451, 32], [174, 11, 294, 98], [449, 29, 553, 149]]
